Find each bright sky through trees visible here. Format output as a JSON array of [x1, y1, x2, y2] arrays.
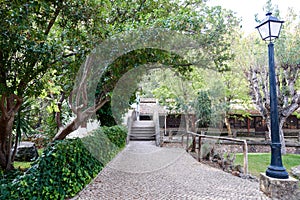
[[207, 0, 300, 34]]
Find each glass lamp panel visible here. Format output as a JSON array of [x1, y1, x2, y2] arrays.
[[270, 21, 282, 38], [257, 22, 270, 40]]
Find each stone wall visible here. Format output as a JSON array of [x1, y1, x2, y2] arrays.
[[211, 143, 299, 154], [14, 142, 39, 162]]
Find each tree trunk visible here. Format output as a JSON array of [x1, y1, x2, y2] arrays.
[[0, 94, 23, 171], [55, 93, 65, 131], [0, 116, 15, 171], [266, 118, 287, 155], [224, 116, 232, 137], [53, 120, 78, 140], [183, 113, 193, 151], [279, 119, 287, 155], [53, 96, 110, 141], [53, 108, 94, 140]]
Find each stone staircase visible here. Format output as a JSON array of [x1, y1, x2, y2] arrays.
[[130, 120, 155, 140]]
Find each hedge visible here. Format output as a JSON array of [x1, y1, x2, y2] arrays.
[[0, 125, 127, 200]]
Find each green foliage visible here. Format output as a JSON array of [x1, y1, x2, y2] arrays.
[[149, 67, 204, 111], [81, 125, 127, 165], [13, 97, 39, 139], [41, 113, 58, 141], [0, 0, 107, 170], [0, 0, 240, 171], [151, 2, 240, 71], [0, 125, 126, 200], [97, 49, 191, 123], [195, 91, 212, 127], [96, 102, 117, 127], [1, 1, 238, 120], [0, 0, 102, 96], [205, 74, 228, 128], [93, 1, 240, 123], [1, 139, 102, 199], [101, 126, 127, 149]]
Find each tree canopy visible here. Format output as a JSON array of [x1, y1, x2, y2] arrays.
[[0, 0, 241, 170]]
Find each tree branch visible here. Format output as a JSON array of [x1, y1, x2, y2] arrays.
[[55, 92, 65, 129], [94, 96, 110, 112], [45, 1, 63, 36]]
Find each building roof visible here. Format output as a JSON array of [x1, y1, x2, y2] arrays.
[[138, 98, 292, 117], [139, 98, 167, 115], [140, 98, 157, 103]]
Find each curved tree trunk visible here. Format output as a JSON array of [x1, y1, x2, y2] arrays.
[[53, 120, 78, 141], [53, 98, 110, 141], [224, 116, 232, 137]]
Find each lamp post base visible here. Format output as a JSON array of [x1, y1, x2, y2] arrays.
[[266, 165, 289, 179], [260, 173, 299, 199]]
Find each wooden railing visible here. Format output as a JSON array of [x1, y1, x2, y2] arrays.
[[182, 131, 248, 175], [284, 133, 300, 142]]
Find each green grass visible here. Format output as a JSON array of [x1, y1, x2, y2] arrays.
[[235, 153, 300, 184], [14, 161, 32, 169], [13, 148, 44, 170]]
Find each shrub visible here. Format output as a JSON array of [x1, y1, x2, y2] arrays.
[[102, 125, 127, 148], [0, 125, 127, 200], [81, 125, 127, 166]]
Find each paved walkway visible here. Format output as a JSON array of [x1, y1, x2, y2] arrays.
[[73, 141, 270, 200]]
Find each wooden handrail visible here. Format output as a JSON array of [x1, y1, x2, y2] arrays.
[[183, 131, 248, 175], [284, 134, 300, 142]]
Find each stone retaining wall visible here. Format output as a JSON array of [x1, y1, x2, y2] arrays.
[[211, 143, 299, 154]]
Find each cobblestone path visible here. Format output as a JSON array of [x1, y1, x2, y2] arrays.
[[72, 141, 270, 200]]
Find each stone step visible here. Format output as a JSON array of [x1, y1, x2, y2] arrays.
[[132, 120, 154, 127], [131, 132, 154, 136], [130, 132, 155, 139], [130, 136, 156, 140], [131, 128, 155, 134], [130, 130, 155, 135], [131, 127, 155, 131], [130, 133, 156, 138], [130, 120, 155, 141]]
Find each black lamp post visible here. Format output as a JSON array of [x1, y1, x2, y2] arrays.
[[256, 13, 289, 179]]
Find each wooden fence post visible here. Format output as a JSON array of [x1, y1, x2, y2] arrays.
[[186, 133, 189, 152], [186, 131, 248, 176], [243, 141, 248, 175], [198, 136, 202, 162]]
